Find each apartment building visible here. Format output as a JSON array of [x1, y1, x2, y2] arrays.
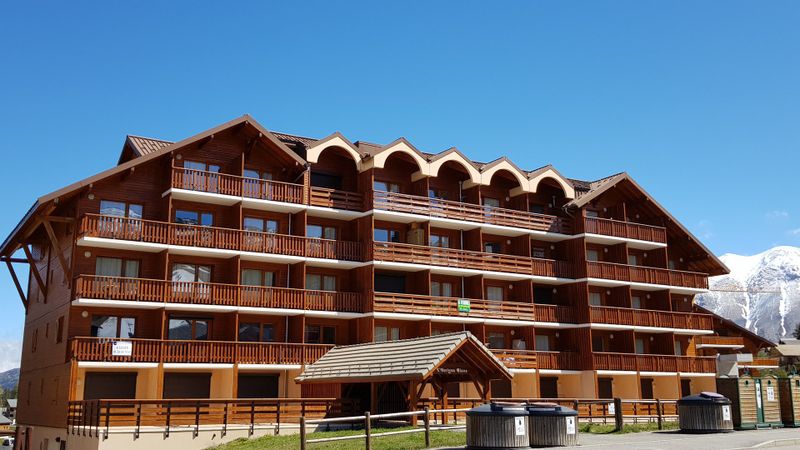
[[2, 115, 741, 448]]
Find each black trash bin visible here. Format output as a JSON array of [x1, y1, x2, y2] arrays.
[[466, 402, 530, 449], [677, 391, 734, 433], [526, 402, 579, 447]]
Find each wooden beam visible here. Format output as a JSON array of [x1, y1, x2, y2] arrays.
[[4, 259, 27, 310], [22, 245, 46, 296], [0, 257, 28, 264], [42, 219, 71, 284], [43, 216, 75, 224]]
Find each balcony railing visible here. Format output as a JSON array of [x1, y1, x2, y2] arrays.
[[592, 352, 716, 373], [534, 351, 581, 370], [74, 275, 364, 312], [373, 242, 575, 277], [742, 357, 780, 368], [491, 349, 537, 369], [695, 336, 745, 347], [79, 214, 365, 261], [172, 167, 306, 204], [373, 292, 534, 320], [309, 186, 364, 212], [70, 337, 332, 365], [586, 261, 708, 289], [589, 306, 713, 330], [584, 217, 667, 244], [373, 191, 572, 234], [533, 304, 577, 323]]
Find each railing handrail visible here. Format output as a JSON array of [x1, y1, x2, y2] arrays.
[[69, 336, 335, 349], [374, 240, 558, 263], [592, 351, 716, 360], [589, 304, 713, 318], [174, 165, 305, 190], [584, 215, 666, 230], [586, 260, 708, 277], [373, 291, 533, 307]]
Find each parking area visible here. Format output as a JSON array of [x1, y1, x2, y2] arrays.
[[543, 428, 800, 450]]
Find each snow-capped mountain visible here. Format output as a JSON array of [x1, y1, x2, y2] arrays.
[[696, 246, 800, 342]]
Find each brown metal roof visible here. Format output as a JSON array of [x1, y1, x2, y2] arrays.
[[126, 135, 173, 156], [295, 332, 512, 384]]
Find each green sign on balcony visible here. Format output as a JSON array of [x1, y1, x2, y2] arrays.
[[457, 298, 471, 313]]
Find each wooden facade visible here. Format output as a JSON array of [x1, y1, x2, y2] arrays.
[[1, 115, 745, 447]]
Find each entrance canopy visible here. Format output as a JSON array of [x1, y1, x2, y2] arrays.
[[296, 332, 512, 406]]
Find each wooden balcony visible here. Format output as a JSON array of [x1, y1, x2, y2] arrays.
[[584, 217, 667, 244], [309, 186, 364, 212], [533, 304, 577, 323], [372, 242, 575, 277], [172, 166, 306, 204], [373, 191, 572, 234], [592, 352, 716, 373], [586, 261, 708, 289], [491, 349, 537, 369], [534, 351, 581, 370], [695, 336, 745, 347], [74, 275, 364, 312], [373, 292, 534, 320], [590, 306, 713, 330], [70, 337, 332, 365], [742, 357, 780, 368], [79, 214, 365, 261]]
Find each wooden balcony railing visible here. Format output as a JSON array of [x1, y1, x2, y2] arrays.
[[70, 337, 332, 365], [373, 191, 572, 234], [172, 167, 305, 204], [491, 349, 537, 369], [592, 352, 716, 373], [533, 304, 577, 323], [586, 261, 708, 289], [68, 398, 359, 434], [742, 357, 780, 367], [79, 214, 365, 261], [309, 186, 364, 212], [695, 336, 745, 347], [373, 292, 535, 320], [372, 242, 574, 277], [584, 217, 667, 244], [74, 275, 364, 312], [589, 306, 713, 330], [534, 351, 581, 370]]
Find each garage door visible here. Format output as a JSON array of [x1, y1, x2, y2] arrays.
[[237, 374, 279, 398], [163, 373, 211, 399], [84, 372, 137, 400]]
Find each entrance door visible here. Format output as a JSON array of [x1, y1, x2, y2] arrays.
[[237, 374, 279, 398], [84, 372, 137, 400], [680, 379, 691, 397], [640, 378, 654, 399], [755, 379, 765, 423], [491, 380, 512, 398], [540, 377, 558, 398], [598, 377, 613, 399], [163, 373, 211, 399]]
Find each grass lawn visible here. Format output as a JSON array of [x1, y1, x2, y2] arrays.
[[580, 421, 679, 434], [209, 426, 466, 450]]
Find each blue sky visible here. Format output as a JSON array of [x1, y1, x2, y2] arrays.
[[0, 1, 798, 369]]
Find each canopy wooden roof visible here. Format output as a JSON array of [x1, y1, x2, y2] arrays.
[[295, 331, 512, 385]]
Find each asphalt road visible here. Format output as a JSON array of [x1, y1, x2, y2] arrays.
[[543, 428, 800, 449]]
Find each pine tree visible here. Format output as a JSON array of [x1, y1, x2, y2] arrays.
[[794, 322, 800, 340]]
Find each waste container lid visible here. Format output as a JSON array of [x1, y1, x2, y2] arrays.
[[466, 402, 528, 416], [677, 391, 731, 405], [525, 402, 578, 417]]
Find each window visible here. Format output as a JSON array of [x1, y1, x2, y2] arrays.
[[375, 326, 400, 342], [91, 316, 136, 338], [628, 254, 639, 266], [586, 249, 599, 262], [635, 338, 645, 354], [486, 286, 504, 301], [306, 274, 336, 291], [95, 257, 139, 278], [305, 325, 336, 344], [244, 217, 279, 233], [374, 228, 401, 243], [631, 296, 641, 309], [431, 281, 453, 297], [592, 337, 604, 352], [487, 332, 505, 349], [674, 340, 683, 356], [168, 318, 210, 340], [482, 197, 500, 208], [429, 234, 450, 248], [186, 160, 220, 173], [589, 292, 602, 306], [585, 210, 599, 218], [374, 181, 400, 193], [530, 204, 546, 215], [428, 189, 448, 200], [311, 172, 341, 189], [175, 209, 213, 226], [100, 200, 143, 219], [484, 242, 501, 254], [532, 247, 546, 259], [244, 168, 272, 181], [56, 316, 64, 343], [307, 224, 337, 240], [172, 263, 211, 283], [535, 335, 550, 351], [668, 260, 677, 270], [241, 269, 275, 286], [238, 323, 275, 342]]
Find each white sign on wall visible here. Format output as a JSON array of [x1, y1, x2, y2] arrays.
[[112, 341, 133, 357], [608, 402, 615, 415], [767, 386, 775, 402], [565, 416, 576, 435], [722, 405, 731, 421], [515, 417, 526, 436]]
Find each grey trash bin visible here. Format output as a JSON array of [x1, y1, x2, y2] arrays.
[[526, 402, 579, 447], [677, 391, 734, 433], [466, 402, 530, 449]]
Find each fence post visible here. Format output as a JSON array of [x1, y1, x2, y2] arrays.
[[365, 411, 372, 450], [299, 416, 307, 450], [424, 406, 431, 448], [613, 398, 623, 432], [656, 399, 663, 430]]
